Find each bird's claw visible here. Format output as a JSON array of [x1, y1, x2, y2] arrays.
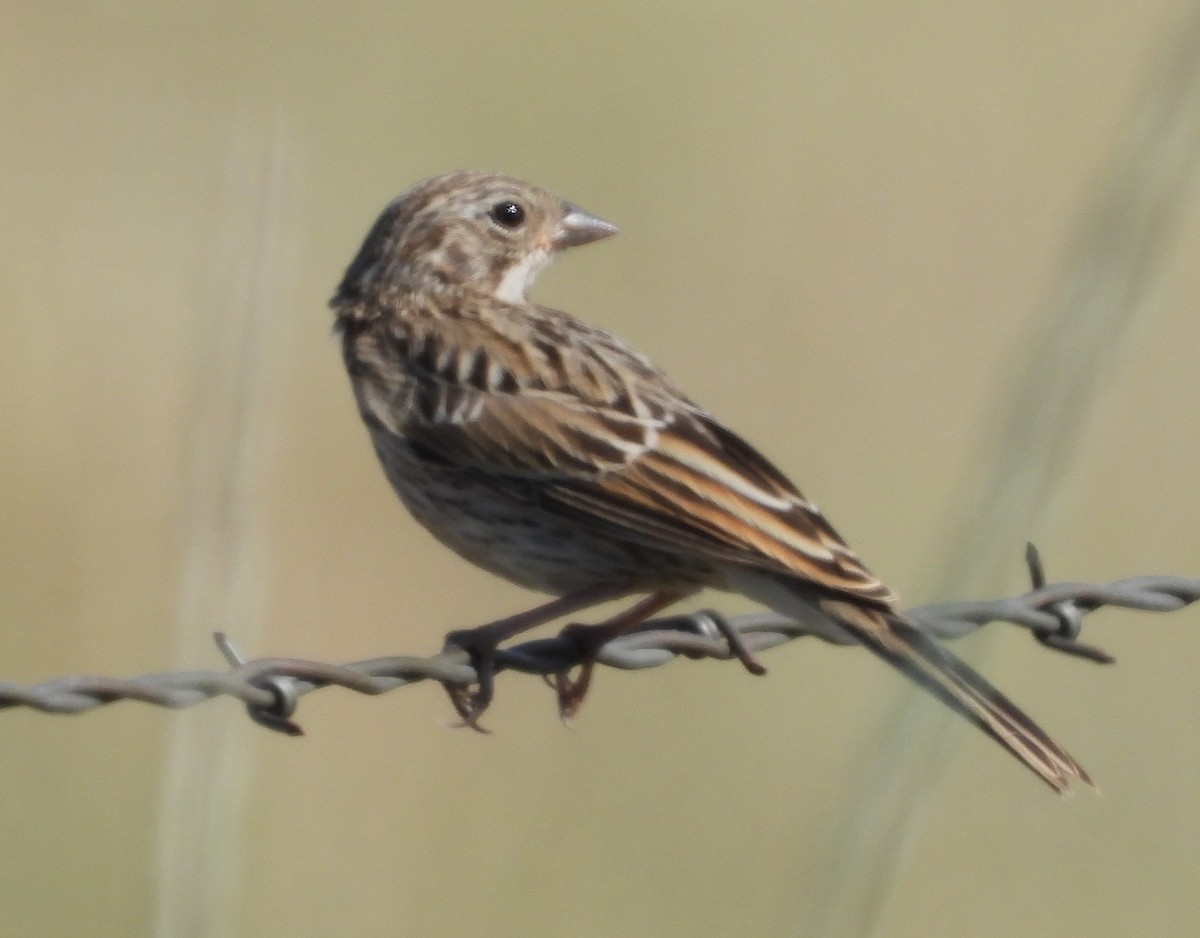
[[550, 622, 606, 721], [441, 627, 500, 732]]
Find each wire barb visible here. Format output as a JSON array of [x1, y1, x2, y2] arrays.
[[1023, 544, 1116, 663], [214, 632, 305, 736], [2, 559, 1197, 728]]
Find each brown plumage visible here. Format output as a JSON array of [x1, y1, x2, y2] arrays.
[[331, 170, 1090, 792]]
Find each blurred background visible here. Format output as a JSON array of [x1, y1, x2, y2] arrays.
[[3, 3, 1200, 936]]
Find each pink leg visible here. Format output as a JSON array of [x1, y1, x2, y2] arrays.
[[553, 589, 687, 719], [442, 582, 633, 728]]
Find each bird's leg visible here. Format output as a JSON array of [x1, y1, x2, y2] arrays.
[[554, 590, 686, 720], [442, 582, 630, 729]]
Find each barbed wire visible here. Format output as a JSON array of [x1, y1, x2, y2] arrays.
[[2, 546, 1197, 734]]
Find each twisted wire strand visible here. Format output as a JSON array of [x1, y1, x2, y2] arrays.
[[3, 561, 1197, 734]]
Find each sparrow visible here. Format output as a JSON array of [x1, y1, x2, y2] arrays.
[[330, 170, 1090, 792]]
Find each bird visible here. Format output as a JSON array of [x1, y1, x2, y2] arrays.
[[330, 170, 1090, 792]]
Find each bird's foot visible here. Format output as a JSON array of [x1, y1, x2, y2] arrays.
[[550, 621, 614, 721], [441, 627, 502, 732], [439, 585, 635, 730], [548, 590, 686, 720]]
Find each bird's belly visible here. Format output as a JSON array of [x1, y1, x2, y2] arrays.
[[372, 435, 713, 595]]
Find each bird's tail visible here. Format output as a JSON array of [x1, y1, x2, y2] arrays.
[[820, 597, 1092, 793]]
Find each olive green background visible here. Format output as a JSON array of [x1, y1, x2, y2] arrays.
[[3, 3, 1200, 936]]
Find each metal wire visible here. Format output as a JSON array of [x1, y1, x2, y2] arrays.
[[3, 548, 1197, 734]]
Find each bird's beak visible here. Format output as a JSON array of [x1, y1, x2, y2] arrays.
[[553, 203, 619, 250]]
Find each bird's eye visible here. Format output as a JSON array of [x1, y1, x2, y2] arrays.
[[489, 200, 526, 229]]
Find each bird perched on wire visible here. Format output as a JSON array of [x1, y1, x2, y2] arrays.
[[330, 170, 1090, 792]]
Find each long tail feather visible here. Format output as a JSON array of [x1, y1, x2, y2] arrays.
[[821, 598, 1092, 793]]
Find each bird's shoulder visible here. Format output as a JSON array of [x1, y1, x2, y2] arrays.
[[340, 286, 686, 414], [337, 287, 697, 475]]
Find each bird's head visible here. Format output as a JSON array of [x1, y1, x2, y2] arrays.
[[332, 171, 618, 307]]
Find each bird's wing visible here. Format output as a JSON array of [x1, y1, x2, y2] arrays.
[[543, 411, 895, 603], [360, 305, 895, 605]]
